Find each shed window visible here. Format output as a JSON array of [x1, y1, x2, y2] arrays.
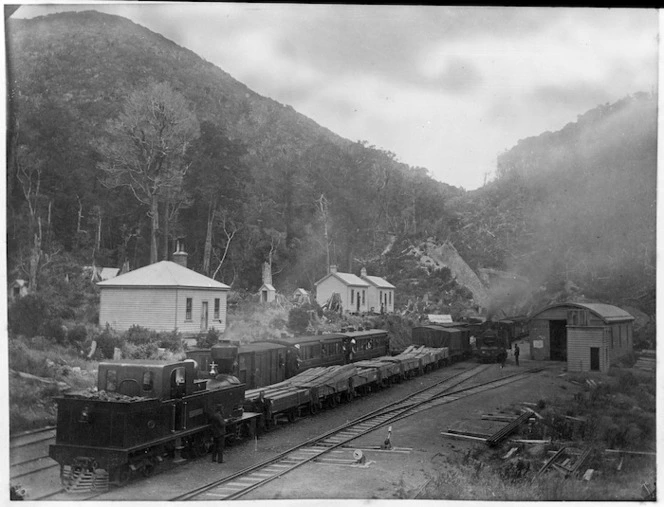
[[142, 371, 154, 391], [106, 369, 117, 392], [185, 298, 192, 321], [568, 310, 588, 326], [214, 298, 220, 320]]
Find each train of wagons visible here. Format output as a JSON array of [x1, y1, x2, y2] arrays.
[[411, 316, 528, 363], [48, 318, 528, 491], [49, 328, 466, 490]]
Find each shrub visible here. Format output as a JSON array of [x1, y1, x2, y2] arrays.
[[159, 329, 183, 352], [8, 294, 51, 338], [43, 318, 68, 344], [67, 324, 88, 345], [124, 325, 159, 346], [288, 307, 311, 335], [91, 324, 122, 359], [196, 328, 220, 349]]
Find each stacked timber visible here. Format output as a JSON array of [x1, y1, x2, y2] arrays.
[[486, 411, 532, 447], [634, 352, 655, 372], [289, 363, 359, 399]]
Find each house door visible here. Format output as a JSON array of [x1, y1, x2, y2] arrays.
[[590, 347, 600, 371], [201, 301, 209, 331]]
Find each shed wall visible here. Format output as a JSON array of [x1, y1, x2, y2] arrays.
[[99, 288, 178, 333], [99, 287, 227, 335], [529, 319, 550, 360], [316, 278, 368, 313], [567, 327, 608, 373]]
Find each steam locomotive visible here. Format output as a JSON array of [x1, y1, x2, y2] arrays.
[[48, 329, 390, 489]]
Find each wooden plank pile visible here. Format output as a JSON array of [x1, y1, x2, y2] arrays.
[[486, 411, 533, 447], [634, 351, 655, 372]]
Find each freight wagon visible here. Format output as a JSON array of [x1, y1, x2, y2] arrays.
[[411, 325, 472, 361]]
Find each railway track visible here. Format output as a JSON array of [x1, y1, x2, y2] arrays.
[[172, 363, 540, 501]]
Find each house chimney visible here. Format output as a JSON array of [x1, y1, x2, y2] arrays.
[[262, 262, 273, 285], [329, 265, 338, 274], [172, 241, 188, 268], [361, 267, 367, 277]]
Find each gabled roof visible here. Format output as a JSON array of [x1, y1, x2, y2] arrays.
[[260, 284, 276, 291], [531, 302, 634, 324], [362, 275, 395, 289], [97, 261, 230, 289], [314, 271, 370, 287]]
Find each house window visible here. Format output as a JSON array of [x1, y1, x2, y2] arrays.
[[185, 298, 192, 321], [362, 290, 365, 305], [389, 292, 392, 305], [351, 289, 354, 304], [214, 298, 220, 320]]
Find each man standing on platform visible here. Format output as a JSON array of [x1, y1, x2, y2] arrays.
[[209, 405, 226, 463], [514, 343, 520, 366]]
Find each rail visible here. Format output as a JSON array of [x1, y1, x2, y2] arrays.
[[172, 365, 541, 501]]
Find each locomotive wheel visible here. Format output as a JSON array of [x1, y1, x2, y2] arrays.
[[141, 459, 157, 477], [327, 395, 337, 409], [343, 390, 353, 403], [309, 402, 319, 415], [112, 465, 132, 486], [287, 410, 297, 423], [192, 437, 211, 458]]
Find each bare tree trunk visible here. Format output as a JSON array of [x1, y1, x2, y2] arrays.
[[29, 218, 42, 293], [162, 201, 170, 261], [150, 196, 159, 264], [96, 211, 102, 252], [202, 201, 214, 275]]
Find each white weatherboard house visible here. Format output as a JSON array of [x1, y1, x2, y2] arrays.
[[314, 265, 370, 314], [98, 250, 230, 335], [360, 267, 396, 313]]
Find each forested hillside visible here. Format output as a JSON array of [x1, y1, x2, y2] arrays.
[[5, 10, 657, 325], [446, 93, 657, 315], [6, 11, 460, 297]]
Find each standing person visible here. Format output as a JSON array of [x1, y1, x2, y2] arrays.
[[209, 405, 226, 463], [514, 343, 520, 366]]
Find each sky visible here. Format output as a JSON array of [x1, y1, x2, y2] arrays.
[[9, 4, 659, 190]]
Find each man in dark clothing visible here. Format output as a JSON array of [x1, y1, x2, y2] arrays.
[[514, 344, 520, 366], [209, 406, 226, 463]]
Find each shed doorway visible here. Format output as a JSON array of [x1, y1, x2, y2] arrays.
[[590, 347, 600, 371], [550, 320, 567, 361]]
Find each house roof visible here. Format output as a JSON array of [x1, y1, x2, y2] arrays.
[[314, 271, 370, 287], [260, 284, 276, 291], [362, 275, 395, 289], [531, 302, 634, 324], [99, 267, 119, 281], [97, 261, 230, 289]]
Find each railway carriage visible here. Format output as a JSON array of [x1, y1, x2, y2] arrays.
[[342, 329, 390, 361]]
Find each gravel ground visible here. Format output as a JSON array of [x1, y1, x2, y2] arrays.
[[85, 344, 578, 501]]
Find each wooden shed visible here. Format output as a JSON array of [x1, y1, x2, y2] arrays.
[[528, 302, 634, 373], [98, 260, 230, 336]]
